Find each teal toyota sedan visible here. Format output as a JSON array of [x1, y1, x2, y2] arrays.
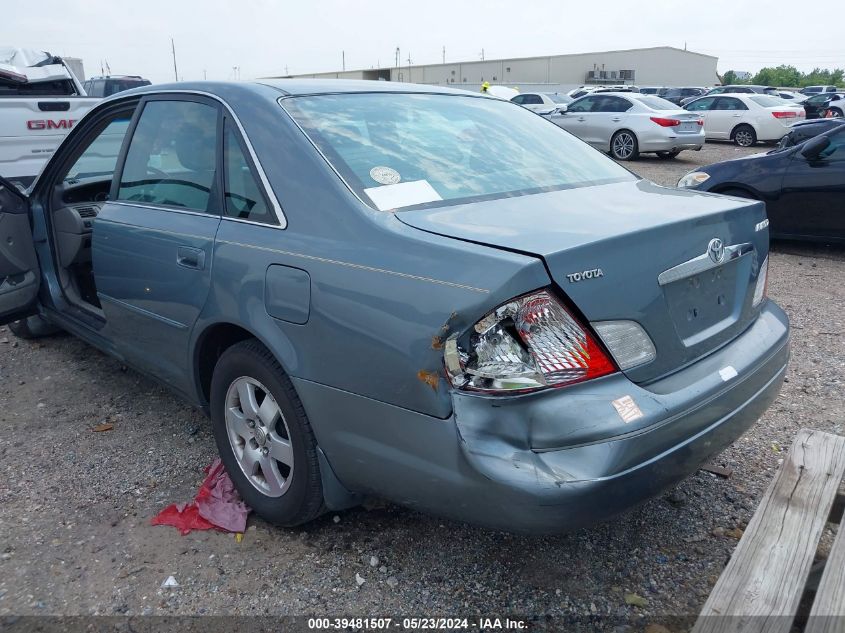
[[0, 80, 788, 532]]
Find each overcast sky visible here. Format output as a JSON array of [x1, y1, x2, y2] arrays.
[[4, 0, 843, 83]]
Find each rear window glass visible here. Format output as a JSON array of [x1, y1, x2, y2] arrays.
[[749, 95, 787, 107], [282, 93, 632, 211], [632, 95, 678, 110]]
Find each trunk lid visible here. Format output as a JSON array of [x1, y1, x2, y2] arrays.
[[397, 179, 769, 384]]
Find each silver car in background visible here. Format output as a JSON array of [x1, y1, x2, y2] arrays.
[[550, 92, 705, 160]]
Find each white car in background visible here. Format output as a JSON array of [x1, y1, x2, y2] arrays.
[[683, 93, 805, 146], [510, 92, 571, 114], [550, 92, 704, 160]]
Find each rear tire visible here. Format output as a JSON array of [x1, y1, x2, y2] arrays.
[[210, 339, 324, 527], [656, 150, 681, 159], [610, 130, 639, 161], [732, 124, 757, 147], [828, 108, 843, 118], [8, 315, 62, 340]]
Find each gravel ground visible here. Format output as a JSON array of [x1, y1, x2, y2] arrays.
[[0, 141, 843, 626]]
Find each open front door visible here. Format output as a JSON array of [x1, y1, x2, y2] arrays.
[[0, 176, 39, 325]]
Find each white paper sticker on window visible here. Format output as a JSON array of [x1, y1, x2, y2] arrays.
[[611, 395, 644, 424], [719, 366, 738, 382], [364, 180, 442, 211]]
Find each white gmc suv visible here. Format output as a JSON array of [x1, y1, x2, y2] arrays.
[[0, 48, 100, 188]]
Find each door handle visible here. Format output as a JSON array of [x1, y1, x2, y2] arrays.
[[611, 117, 621, 122], [577, 117, 586, 122], [732, 114, 741, 117], [176, 246, 205, 270]]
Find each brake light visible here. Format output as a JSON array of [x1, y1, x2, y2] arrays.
[[443, 290, 617, 394], [650, 117, 681, 127], [771, 111, 797, 118]]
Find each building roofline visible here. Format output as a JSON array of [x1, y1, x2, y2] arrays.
[[278, 46, 718, 78]]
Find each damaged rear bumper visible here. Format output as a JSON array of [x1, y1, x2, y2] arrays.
[[451, 301, 789, 532], [295, 302, 788, 533]]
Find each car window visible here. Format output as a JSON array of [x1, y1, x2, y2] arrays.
[[686, 97, 715, 111], [633, 95, 677, 110], [593, 96, 632, 113], [65, 115, 133, 180], [749, 95, 787, 108], [283, 93, 633, 211], [566, 96, 596, 113], [510, 95, 525, 105], [118, 100, 219, 213], [818, 129, 845, 160], [223, 123, 273, 224], [715, 97, 748, 111], [522, 94, 543, 105]]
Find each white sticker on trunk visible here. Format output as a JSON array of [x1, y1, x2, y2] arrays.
[[612, 395, 644, 424], [719, 366, 738, 382], [364, 180, 442, 211]]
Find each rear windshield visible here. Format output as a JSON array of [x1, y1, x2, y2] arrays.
[[632, 95, 678, 110], [282, 93, 633, 211], [749, 95, 787, 107]]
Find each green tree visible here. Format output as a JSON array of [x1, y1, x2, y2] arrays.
[[752, 65, 802, 88], [722, 70, 738, 85]]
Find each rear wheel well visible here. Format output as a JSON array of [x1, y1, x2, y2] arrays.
[[195, 323, 256, 405]]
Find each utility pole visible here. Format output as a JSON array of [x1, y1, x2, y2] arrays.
[[171, 38, 178, 81], [480, 48, 485, 61], [203, 69, 207, 80], [442, 46, 446, 64], [342, 50, 345, 71], [395, 47, 400, 68], [407, 53, 412, 83]]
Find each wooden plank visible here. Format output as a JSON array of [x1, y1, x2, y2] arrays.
[[693, 429, 845, 633], [806, 503, 845, 633]]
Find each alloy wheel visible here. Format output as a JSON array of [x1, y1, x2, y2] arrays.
[[225, 376, 294, 497], [612, 132, 636, 159], [734, 129, 755, 147]]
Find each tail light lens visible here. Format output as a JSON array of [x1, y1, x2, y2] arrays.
[[771, 111, 797, 119], [650, 117, 681, 127], [444, 290, 616, 394], [753, 256, 769, 307]]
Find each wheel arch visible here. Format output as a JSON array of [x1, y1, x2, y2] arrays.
[[711, 184, 764, 201], [192, 320, 291, 408], [610, 128, 639, 157], [730, 122, 757, 141]]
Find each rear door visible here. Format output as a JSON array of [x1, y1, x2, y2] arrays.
[[92, 94, 222, 392], [709, 97, 748, 138], [0, 177, 39, 324], [777, 128, 845, 240], [589, 95, 633, 149]]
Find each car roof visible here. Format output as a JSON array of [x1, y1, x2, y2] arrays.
[[110, 79, 478, 101]]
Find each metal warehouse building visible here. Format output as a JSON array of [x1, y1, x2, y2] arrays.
[[281, 46, 719, 90]]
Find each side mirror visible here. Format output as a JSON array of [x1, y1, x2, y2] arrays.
[[557, 104, 568, 114], [800, 135, 830, 160]]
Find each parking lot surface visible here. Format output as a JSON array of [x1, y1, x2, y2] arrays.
[[0, 141, 843, 620]]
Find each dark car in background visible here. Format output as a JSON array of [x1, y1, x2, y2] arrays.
[[678, 121, 845, 242], [802, 92, 845, 119], [776, 118, 845, 148], [82, 75, 151, 97], [661, 87, 706, 105]]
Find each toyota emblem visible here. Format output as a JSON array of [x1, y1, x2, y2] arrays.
[[708, 238, 725, 264]]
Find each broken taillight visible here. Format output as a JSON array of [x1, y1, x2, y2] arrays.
[[444, 290, 617, 394]]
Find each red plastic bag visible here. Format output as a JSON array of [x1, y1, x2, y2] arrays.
[[151, 459, 250, 535]]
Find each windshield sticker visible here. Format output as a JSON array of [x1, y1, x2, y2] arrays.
[[369, 166, 401, 185], [364, 180, 443, 211]]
